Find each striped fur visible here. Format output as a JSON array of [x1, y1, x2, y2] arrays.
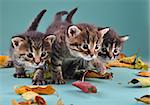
[[98, 28, 129, 62]]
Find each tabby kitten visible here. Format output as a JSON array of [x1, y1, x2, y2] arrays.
[[11, 9, 56, 85], [98, 27, 129, 62], [46, 9, 109, 84]]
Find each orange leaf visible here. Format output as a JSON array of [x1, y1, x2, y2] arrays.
[[137, 71, 150, 77]]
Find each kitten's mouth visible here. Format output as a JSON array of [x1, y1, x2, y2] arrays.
[[83, 57, 93, 61], [82, 55, 96, 61], [24, 62, 45, 69]]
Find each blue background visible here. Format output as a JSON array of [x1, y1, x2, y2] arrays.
[[0, 0, 150, 105], [0, 0, 149, 61]]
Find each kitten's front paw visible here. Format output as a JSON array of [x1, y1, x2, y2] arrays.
[[13, 73, 26, 78], [32, 79, 47, 85], [98, 65, 107, 74], [50, 78, 66, 84]]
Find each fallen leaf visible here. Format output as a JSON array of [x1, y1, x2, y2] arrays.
[[85, 70, 113, 79], [11, 100, 20, 105], [134, 57, 149, 70], [0, 56, 10, 68], [15, 85, 55, 95], [128, 78, 150, 87], [22, 91, 39, 101], [72, 81, 97, 93], [34, 95, 46, 105], [106, 53, 149, 70], [135, 95, 150, 104], [117, 53, 126, 59], [57, 99, 64, 105], [119, 54, 136, 64], [107, 60, 134, 68], [137, 71, 150, 77]]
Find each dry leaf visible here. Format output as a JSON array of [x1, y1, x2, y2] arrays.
[[57, 99, 64, 105], [85, 70, 113, 79], [135, 95, 150, 104], [117, 53, 126, 59], [134, 57, 149, 70], [128, 78, 150, 87], [72, 81, 97, 93], [137, 71, 150, 77], [107, 60, 133, 68], [34, 95, 46, 105], [119, 54, 136, 64], [11, 100, 19, 105], [15, 85, 55, 95], [106, 53, 149, 70], [22, 91, 39, 101], [0, 56, 10, 67]]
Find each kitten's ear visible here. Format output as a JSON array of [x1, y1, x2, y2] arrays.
[[98, 27, 109, 37], [44, 34, 56, 44], [11, 36, 25, 49], [120, 35, 129, 42], [67, 25, 81, 37]]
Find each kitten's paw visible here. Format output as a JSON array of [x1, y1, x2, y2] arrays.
[[13, 73, 26, 78], [50, 78, 66, 84], [32, 79, 47, 85], [98, 65, 107, 74]]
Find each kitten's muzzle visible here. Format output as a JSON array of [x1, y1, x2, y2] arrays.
[[90, 54, 94, 57], [106, 51, 114, 59], [34, 57, 41, 65]]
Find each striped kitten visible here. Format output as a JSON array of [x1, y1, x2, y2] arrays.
[[11, 9, 56, 85], [98, 27, 129, 62], [46, 9, 109, 84]]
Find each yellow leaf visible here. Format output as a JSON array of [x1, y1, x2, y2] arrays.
[[135, 95, 150, 104], [128, 78, 150, 87], [119, 54, 136, 64], [57, 99, 64, 105], [0, 56, 10, 67]]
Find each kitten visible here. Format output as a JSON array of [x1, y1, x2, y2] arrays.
[[11, 9, 56, 85], [46, 8, 109, 84], [98, 27, 129, 62]]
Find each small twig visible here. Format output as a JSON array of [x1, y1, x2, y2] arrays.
[[81, 70, 89, 82]]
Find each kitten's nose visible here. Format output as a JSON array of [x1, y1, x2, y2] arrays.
[[34, 57, 40, 65], [35, 62, 40, 65], [108, 56, 113, 59], [108, 52, 113, 59], [90, 54, 94, 57]]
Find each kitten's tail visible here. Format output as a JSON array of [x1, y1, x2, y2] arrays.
[[65, 8, 78, 23], [54, 11, 68, 22], [27, 9, 47, 32]]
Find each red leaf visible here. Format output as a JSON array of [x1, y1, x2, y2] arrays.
[[72, 81, 97, 93]]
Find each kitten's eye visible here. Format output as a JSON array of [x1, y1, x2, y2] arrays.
[[113, 49, 119, 55], [95, 45, 99, 50], [27, 53, 33, 58], [82, 44, 89, 50], [41, 52, 46, 57], [101, 48, 107, 52]]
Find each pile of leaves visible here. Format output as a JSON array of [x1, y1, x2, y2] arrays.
[[106, 53, 149, 70]]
